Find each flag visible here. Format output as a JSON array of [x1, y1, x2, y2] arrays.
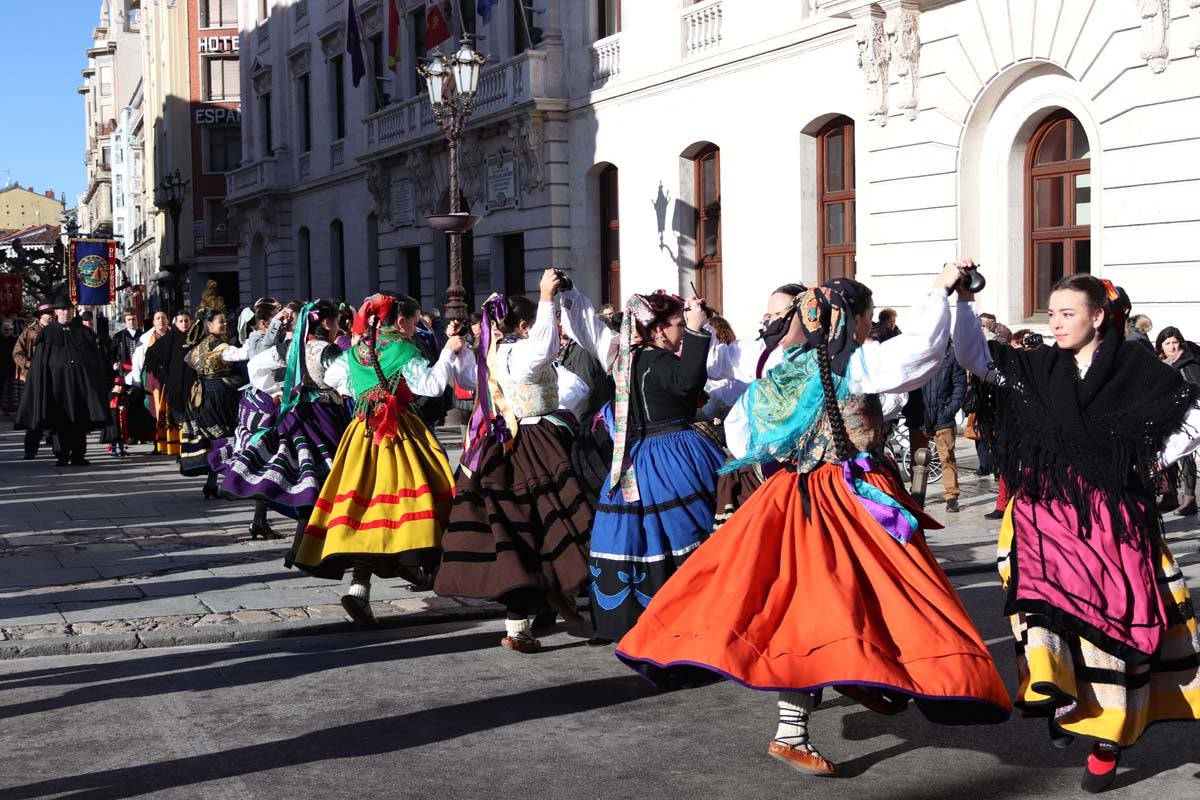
[[386, 0, 403, 72], [68, 239, 117, 306], [346, 0, 367, 88], [477, 0, 499, 26], [426, 0, 451, 51]]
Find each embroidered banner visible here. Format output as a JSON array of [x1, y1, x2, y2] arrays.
[[68, 238, 117, 306], [0, 274, 22, 314]]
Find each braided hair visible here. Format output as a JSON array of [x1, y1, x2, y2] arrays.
[[363, 291, 421, 391], [811, 279, 873, 463]]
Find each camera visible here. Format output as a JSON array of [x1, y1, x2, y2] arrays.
[[1022, 332, 1044, 349], [956, 264, 986, 293], [553, 269, 573, 291]]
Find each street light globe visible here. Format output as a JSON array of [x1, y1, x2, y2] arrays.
[[421, 52, 449, 109], [451, 40, 487, 101]]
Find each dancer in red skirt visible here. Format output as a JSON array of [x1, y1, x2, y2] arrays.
[[616, 264, 1012, 776]]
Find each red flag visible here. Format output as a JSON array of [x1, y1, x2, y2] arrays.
[[425, 0, 451, 51], [386, 0, 403, 72]]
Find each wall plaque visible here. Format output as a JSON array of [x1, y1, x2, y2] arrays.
[[486, 154, 519, 211]]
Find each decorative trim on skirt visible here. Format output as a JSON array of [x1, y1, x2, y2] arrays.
[[434, 418, 593, 606], [589, 426, 724, 642], [179, 379, 239, 476]]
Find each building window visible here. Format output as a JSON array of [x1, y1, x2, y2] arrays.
[[296, 74, 312, 153], [203, 125, 242, 173], [599, 165, 620, 306], [205, 198, 235, 245], [1026, 111, 1091, 315], [514, 0, 539, 55], [693, 145, 722, 308], [100, 66, 113, 96], [502, 233, 526, 296], [261, 91, 273, 156], [369, 34, 385, 111], [816, 116, 856, 282], [330, 56, 346, 140], [203, 57, 241, 101], [598, 0, 620, 39], [259, 0, 269, 22], [410, 8, 427, 98], [330, 220, 346, 300], [402, 247, 421, 301], [200, 0, 238, 28]]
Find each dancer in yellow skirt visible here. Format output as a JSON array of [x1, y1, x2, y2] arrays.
[[955, 270, 1200, 793], [287, 292, 472, 625]]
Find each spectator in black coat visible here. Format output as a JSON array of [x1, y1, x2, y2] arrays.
[[921, 341, 967, 513]]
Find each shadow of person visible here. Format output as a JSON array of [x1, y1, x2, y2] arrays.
[[1, 674, 657, 800]]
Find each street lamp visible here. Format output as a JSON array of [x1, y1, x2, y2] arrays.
[[419, 37, 487, 322], [153, 169, 189, 312]]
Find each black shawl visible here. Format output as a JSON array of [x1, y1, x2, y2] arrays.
[[15, 320, 110, 432], [984, 334, 1199, 544]]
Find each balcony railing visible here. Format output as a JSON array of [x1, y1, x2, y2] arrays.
[[683, 0, 723, 58], [226, 155, 292, 200], [365, 51, 547, 156], [591, 35, 621, 89], [299, 151, 311, 179], [331, 139, 345, 167]]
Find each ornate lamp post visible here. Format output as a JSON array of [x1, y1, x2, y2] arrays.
[[419, 38, 487, 321], [152, 169, 189, 312]]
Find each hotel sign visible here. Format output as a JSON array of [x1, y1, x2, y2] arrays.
[[198, 36, 240, 54]]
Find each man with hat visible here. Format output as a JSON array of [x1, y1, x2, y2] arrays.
[[12, 302, 54, 458], [16, 294, 109, 466]]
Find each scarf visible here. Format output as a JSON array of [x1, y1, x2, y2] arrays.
[[723, 280, 863, 472], [988, 333, 1199, 545], [463, 294, 515, 474], [606, 294, 659, 502]]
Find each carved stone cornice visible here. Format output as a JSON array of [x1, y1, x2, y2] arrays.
[[359, 0, 384, 38], [250, 60, 273, 97], [317, 21, 346, 61], [886, 2, 921, 121], [1137, 0, 1171, 74], [287, 42, 311, 77], [854, 6, 890, 125]]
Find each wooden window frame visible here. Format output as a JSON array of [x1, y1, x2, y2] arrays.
[[693, 145, 722, 309], [598, 0, 621, 39], [816, 116, 856, 283], [599, 164, 620, 306], [1024, 110, 1091, 316]]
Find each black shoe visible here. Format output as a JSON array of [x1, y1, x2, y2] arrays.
[[531, 608, 558, 634], [23, 453, 37, 460], [586, 637, 614, 647], [55, 458, 70, 466], [70, 458, 91, 466], [249, 520, 284, 540], [984, 509, 1004, 520], [1049, 718, 1074, 749], [202, 485, 219, 500], [1080, 747, 1120, 793], [945, 498, 960, 513]]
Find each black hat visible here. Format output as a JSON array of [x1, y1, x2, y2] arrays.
[[51, 286, 72, 311], [35, 302, 54, 315]]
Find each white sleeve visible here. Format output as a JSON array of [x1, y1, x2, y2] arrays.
[[452, 347, 478, 393], [555, 364, 589, 418], [127, 336, 148, 386], [324, 352, 352, 398], [848, 289, 951, 395], [1161, 403, 1200, 466], [220, 342, 253, 362], [953, 300, 997, 384], [247, 347, 285, 395], [559, 288, 618, 370], [880, 392, 908, 422], [708, 338, 765, 384], [403, 348, 455, 397], [506, 301, 559, 382], [724, 392, 751, 459]]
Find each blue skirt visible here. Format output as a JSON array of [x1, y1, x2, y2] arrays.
[[589, 425, 723, 641]]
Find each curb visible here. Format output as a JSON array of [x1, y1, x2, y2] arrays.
[[0, 603, 507, 661]]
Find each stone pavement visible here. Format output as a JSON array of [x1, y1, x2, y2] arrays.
[[2, 421, 1198, 659]]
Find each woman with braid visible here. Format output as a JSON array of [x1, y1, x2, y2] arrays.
[[954, 270, 1200, 793], [288, 292, 469, 625], [616, 266, 1011, 777], [435, 269, 594, 654]]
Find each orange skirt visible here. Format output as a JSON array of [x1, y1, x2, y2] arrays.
[[616, 461, 1012, 725]]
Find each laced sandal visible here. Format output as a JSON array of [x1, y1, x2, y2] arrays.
[[767, 741, 837, 776], [340, 593, 377, 627]]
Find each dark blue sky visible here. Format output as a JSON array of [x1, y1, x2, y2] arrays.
[[0, 1, 104, 211]]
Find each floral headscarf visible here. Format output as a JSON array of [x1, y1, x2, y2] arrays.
[[607, 293, 657, 502]]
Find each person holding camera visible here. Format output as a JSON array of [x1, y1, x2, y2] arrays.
[[434, 270, 594, 653], [1156, 326, 1200, 516], [954, 269, 1200, 793]]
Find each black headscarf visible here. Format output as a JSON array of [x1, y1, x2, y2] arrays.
[[794, 277, 867, 376]]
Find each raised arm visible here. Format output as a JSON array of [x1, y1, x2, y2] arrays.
[[559, 287, 618, 370], [849, 289, 950, 394], [953, 301, 995, 383]]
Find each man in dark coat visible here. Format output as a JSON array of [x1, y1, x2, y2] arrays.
[[15, 298, 110, 466], [921, 340, 967, 513]]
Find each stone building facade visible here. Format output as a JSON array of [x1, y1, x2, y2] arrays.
[[228, 1, 1200, 338]]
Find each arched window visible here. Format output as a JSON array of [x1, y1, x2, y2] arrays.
[[297, 226, 311, 298], [599, 164, 620, 305], [817, 117, 855, 282], [329, 219, 345, 300], [1026, 110, 1091, 314], [693, 145, 722, 308]]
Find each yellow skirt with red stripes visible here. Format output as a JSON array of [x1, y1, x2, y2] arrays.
[[291, 411, 455, 580]]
